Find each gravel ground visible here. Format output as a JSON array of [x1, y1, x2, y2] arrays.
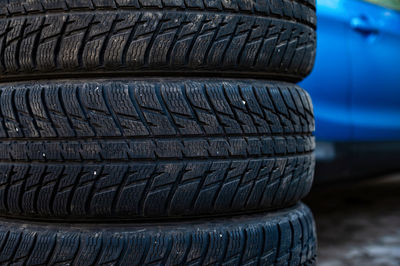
[[304, 174, 400, 266]]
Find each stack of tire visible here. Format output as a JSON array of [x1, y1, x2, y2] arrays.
[[0, 0, 317, 264]]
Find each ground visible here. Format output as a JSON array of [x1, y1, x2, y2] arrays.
[[304, 174, 400, 266]]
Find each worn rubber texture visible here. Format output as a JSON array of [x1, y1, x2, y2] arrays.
[[0, 0, 316, 82], [0, 203, 316, 265], [0, 79, 315, 220]]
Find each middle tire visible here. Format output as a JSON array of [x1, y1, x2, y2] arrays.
[[0, 78, 315, 220]]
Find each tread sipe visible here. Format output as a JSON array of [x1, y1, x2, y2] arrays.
[[0, 203, 317, 265], [0, 0, 316, 81], [0, 79, 315, 220]]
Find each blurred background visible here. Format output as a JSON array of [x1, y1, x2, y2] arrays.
[[300, 0, 400, 184], [298, 0, 400, 264]]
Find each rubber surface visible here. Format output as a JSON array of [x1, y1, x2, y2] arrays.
[[0, 0, 316, 82], [0, 203, 317, 265], [0, 79, 315, 220]]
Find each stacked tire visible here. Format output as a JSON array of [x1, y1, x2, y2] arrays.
[[0, 0, 317, 265]]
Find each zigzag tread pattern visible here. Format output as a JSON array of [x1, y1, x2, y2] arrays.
[[0, 135, 315, 162], [0, 203, 317, 265], [0, 79, 315, 139], [0, 4, 316, 81], [0, 153, 314, 219], [0, 0, 316, 27]]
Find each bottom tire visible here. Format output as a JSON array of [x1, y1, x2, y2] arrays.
[[0, 204, 316, 265]]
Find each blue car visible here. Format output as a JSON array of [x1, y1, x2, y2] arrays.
[[300, 0, 400, 182]]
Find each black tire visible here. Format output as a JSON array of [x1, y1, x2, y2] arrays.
[[0, 0, 316, 82], [0, 79, 315, 220], [0, 203, 316, 265]]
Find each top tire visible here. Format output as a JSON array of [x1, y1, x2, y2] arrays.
[[0, 0, 316, 82]]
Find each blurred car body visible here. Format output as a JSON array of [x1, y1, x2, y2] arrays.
[[300, 0, 400, 182]]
